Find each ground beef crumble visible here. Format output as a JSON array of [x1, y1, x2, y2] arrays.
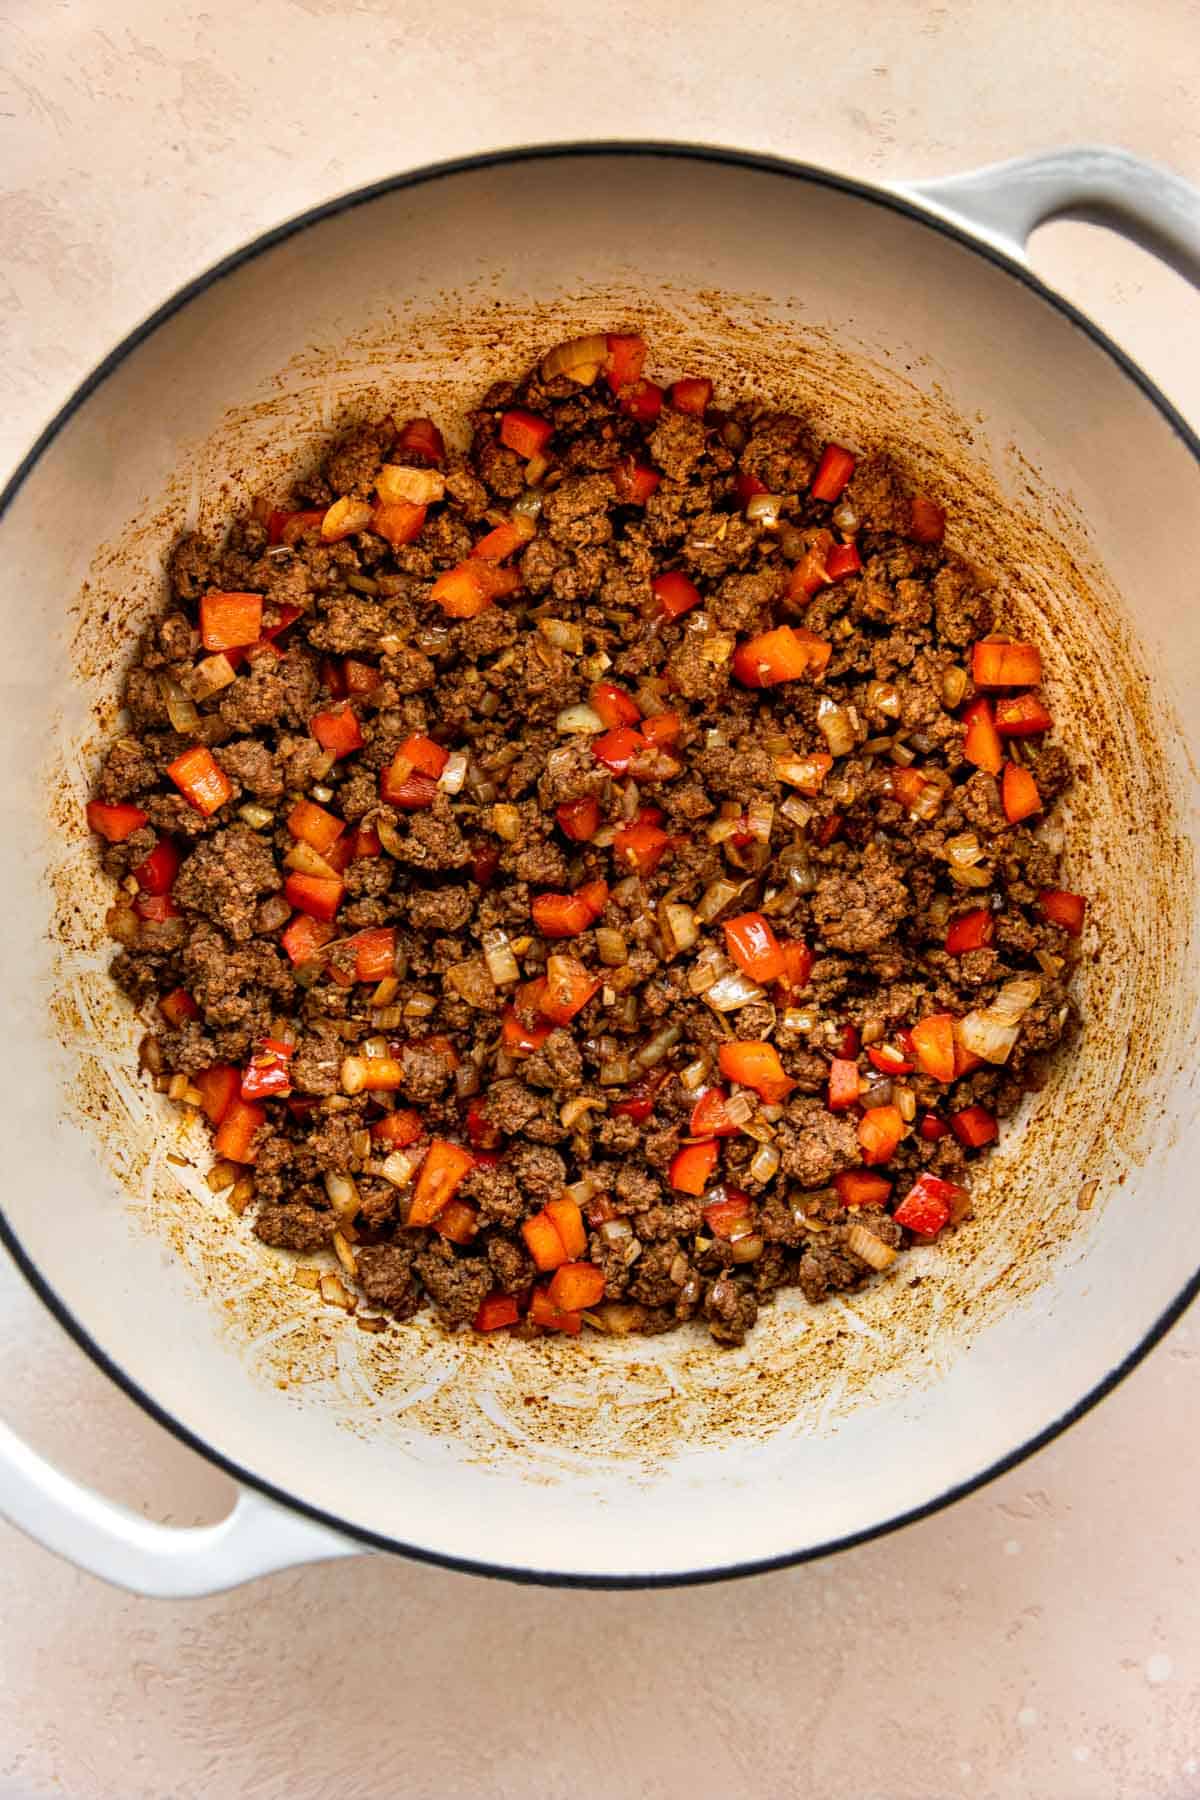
[[89, 331, 1084, 1347]]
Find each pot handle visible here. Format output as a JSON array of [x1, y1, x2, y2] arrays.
[[900, 146, 1200, 287], [0, 1416, 361, 1596]]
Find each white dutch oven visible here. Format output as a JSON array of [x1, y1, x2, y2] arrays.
[[0, 144, 1198, 1596]]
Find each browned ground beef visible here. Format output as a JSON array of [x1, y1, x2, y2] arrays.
[[91, 333, 1083, 1347]]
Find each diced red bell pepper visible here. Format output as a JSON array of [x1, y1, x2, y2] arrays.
[[592, 726, 645, 774], [194, 1063, 239, 1125], [283, 872, 343, 923], [995, 692, 1053, 736], [619, 379, 664, 425], [380, 766, 439, 809], [867, 1043, 915, 1076], [472, 515, 536, 560], [972, 639, 1043, 688], [918, 1111, 950, 1141], [951, 1104, 999, 1149], [540, 954, 601, 1025], [522, 1210, 568, 1272], [351, 926, 396, 982], [834, 1169, 893, 1208], [651, 570, 702, 619], [430, 559, 521, 618], [351, 822, 383, 860], [464, 1097, 502, 1150], [609, 1070, 667, 1124], [787, 532, 835, 603], [320, 657, 348, 700], [213, 1096, 266, 1164], [586, 1193, 617, 1226], [501, 1005, 551, 1055], [945, 908, 995, 955], [310, 706, 363, 759], [400, 734, 450, 779], [776, 940, 815, 994], [395, 416, 445, 464], [734, 471, 769, 508], [473, 1294, 520, 1332], [605, 333, 647, 391], [434, 1199, 479, 1246], [669, 377, 712, 417], [811, 443, 857, 502], [241, 1038, 294, 1102], [814, 813, 844, 847], [702, 1190, 756, 1240], [670, 1139, 719, 1196], [287, 799, 345, 857], [952, 1028, 985, 1079], [274, 508, 327, 547], [532, 880, 607, 939], [544, 1198, 587, 1260], [1002, 761, 1042, 824], [372, 500, 427, 547], [610, 458, 661, 505], [372, 1109, 424, 1149], [407, 1138, 475, 1228], [159, 987, 200, 1027], [133, 892, 180, 922], [910, 1013, 956, 1083], [838, 1023, 861, 1060], [723, 912, 785, 984], [825, 540, 862, 580], [858, 1103, 905, 1166], [280, 912, 335, 966], [499, 408, 553, 460], [85, 799, 148, 842], [894, 1171, 967, 1236], [733, 624, 831, 688], [908, 495, 946, 544], [962, 697, 1004, 776], [548, 1261, 606, 1311], [471, 841, 501, 889], [555, 797, 601, 842], [166, 746, 232, 817], [613, 820, 672, 875], [131, 837, 181, 896], [689, 1086, 742, 1139], [890, 767, 930, 812], [199, 590, 263, 654], [717, 1040, 795, 1104], [529, 1285, 582, 1334], [1038, 888, 1087, 936], [827, 1057, 861, 1112], [590, 682, 641, 729]]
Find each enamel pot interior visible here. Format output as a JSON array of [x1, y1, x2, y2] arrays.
[[1, 149, 1196, 1583]]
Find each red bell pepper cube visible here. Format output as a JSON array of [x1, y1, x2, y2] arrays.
[[213, 1096, 267, 1164], [464, 1097, 502, 1149], [909, 1013, 956, 1082], [280, 913, 336, 966], [827, 1057, 861, 1112], [613, 821, 672, 875], [619, 378, 664, 424], [434, 1199, 479, 1246], [702, 1190, 756, 1239], [918, 1111, 950, 1142], [539, 954, 601, 1025], [605, 333, 647, 390], [908, 495, 946, 544], [787, 533, 835, 602], [240, 1037, 295, 1102], [529, 1285, 582, 1334], [371, 501, 427, 546], [159, 987, 200, 1027], [399, 734, 449, 779], [133, 892, 180, 922], [1002, 761, 1042, 824], [544, 1198, 587, 1260], [825, 540, 862, 580], [273, 509, 326, 546], [669, 377, 712, 416], [717, 1040, 795, 1105], [610, 458, 661, 505], [814, 813, 844, 847], [501, 1005, 551, 1055], [473, 1294, 521, 1332], [723, 912, 785, 985], [609, 1071, 667, 1124], [962, 697, 1004, 776], [287, 799, 345, 857], [85, 799, 148, 842], [471, 516, 536, 560], [811, 443, 857, 502], [643, 712, 682, 749], [732, 624, 831, 688], [995, 692, 1053, 736], [320, 657, 348, 700], [380, 766, 439, 809], [894, 1171, 967, 1236], [547, 1261, 606, 1312], [590, 682, 641, 729], [351, 926, 397, 982], [167, 746, 232, 817], [689, 1086, 742, 1139], [945, 907, 995, 955], [372, 1109, 424, 1149], [283, 872, 343, 923], [522, 1210, 569, 1272], [890, 767, 930, 812], [734, 470, 769, 508], [833, 1169, 893, 1208], [499, 409, 553, 460], [858, 1104, 905, 1166], [1038, 888, 1087, 935], [351, 822, 383, 859], [131, 837, 181, 896], [395, 416, 445, 464], [838, 1023, 861, 1060], [310, 706, 363, 759], [591, 726, 645, 773], [532, 881, 607, 939], [951, 1104, 999, 1149], [651, 570, 702, 619], [555, 797, 601, 842], [972, 639, 1043, 688], [430, 559, 520, 618], [867, 1043, 915, 1076], [199, 590, 263, 653], [776, 940, 814, 994], [407, 1139, 475, 1228], [669, 1139, 719, 1196], [194, 1063, 239, 1125]]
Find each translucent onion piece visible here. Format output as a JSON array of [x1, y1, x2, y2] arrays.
[[599, 1217, 634, 1243], [482, 928, 520, 986], [595, 927, 628, 967], [748, 1143, 781, 1184], [846, 1223, 898, 1271], [946, 832, 984, 868], [581, 651, 613, 682], [491, 803, 522, 841], [319, 1272, 355, 1311], [723, 1089, 756, 1126], [894, 1086, 917, 1123], [866, 680, 901, 718], [958, 974, 1042, 1064], [781, 1007, 817, 1033], [538, 616, 585, 654], [779, 796, 814, 829], [706, 970, 767, 1011], [745, 493, 784, 526], [695, 877, 744, 923], [160, 675, 201, 735], [183, 653, 236, 701], [437, 750, 469, 796], [380, 1151, 418, 1190], [541, 333, 608, 384], [324, 1172, 360, 1221], [941, 666, 969, 708], [949, 863, 992, 890], [635, 1023, 682, 1069], [699, 634, 735, 666], [376, 464, 445, 505], [817, 697, 856, 757], [598, 1056, 635, 1087], [680, 1056, 711, 1092], [660, 903, 699, 956], [285, 841, 337, 879], [586, 1302, 648, 1335], [556, 703, 604, 734], [831, 500, 859, 534], [746, 799, 775, 841], [239, 802, 275, 830], [564, 1173, 600, 1204], [512, 487, 545, 519], [730, 1235, 765, 1264]]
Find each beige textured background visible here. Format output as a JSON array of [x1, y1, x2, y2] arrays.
[[2, 3, 1199, 1796]]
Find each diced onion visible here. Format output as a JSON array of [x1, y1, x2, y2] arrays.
[[561, 1096, 604, 1130], [730, 1235, 765, 1264], [699, 634, 735, 666], [949, 864, 992, 890], [324, 1172, 360, 1221], [160, 675, 201, 735], [376, 464, 445, 505], [207, 1160, 238, 1193], [866, 680, 901, 718], [687, 945, 726, 993], [380, 1151, 418, 1189], [482, 928, 520, 986], [941, 666, 969, 708], [595, 927, 628, 966], [183, 654, 236, 701], [586, 1302, 648, 1335], [946, 832, 984, 868], [781, 1008, 817, 1033], [319, 1271, 355, 1311], [556, 703, 604, 734], [600, 1217, 634, 1244], [696, 878, 745, 923], [780, 796, 813, 829], [680, 1056, 711, 1091], [958, 974, 1042, 1064], [832, 500, 859, 534], [748, 1143, 781, 1184], [723, 1089, 756, 1126], [889, 740, 916, 767], [776, 757, 830, 795], [660, 903, 699, 956], [746, 493, 785, 526], [564, 1174, 600, 1204], [491, 803, 521, 841], [746, 799, 774, 842], [438, 751, 469, 795], [636, 1023, 682, 1069], [512, 488, 545, 520], [817, 697, 856, 757], [582, 651, 613, 681], [706, 969, 767, 1012], [599, 1056, 634, 1086], [239, 803, 275, 830], [846, 1223, 898, 1271], [539, 617, 585, 654], [541, 333, 608, 384]]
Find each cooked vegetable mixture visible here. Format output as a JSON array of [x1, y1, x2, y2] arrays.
[[88, 331, 1087, 1344]]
